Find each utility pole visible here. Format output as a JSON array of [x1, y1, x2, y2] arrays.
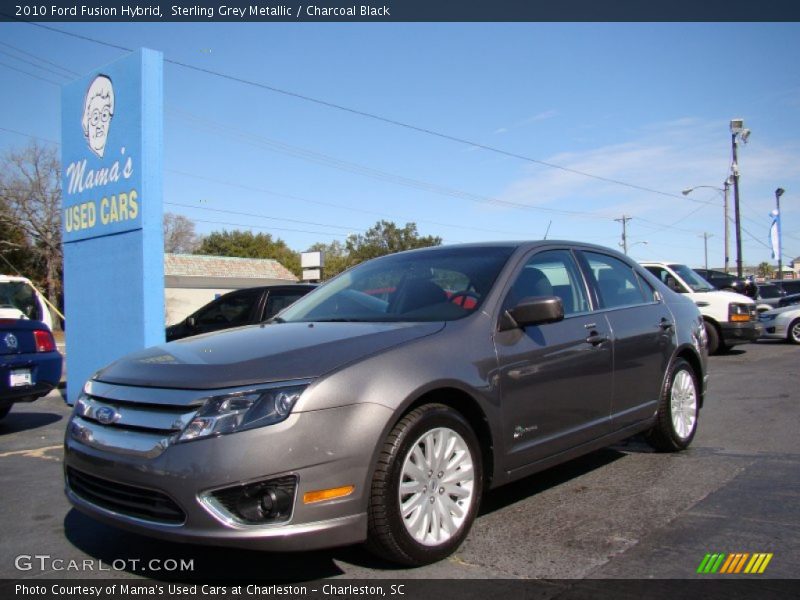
[[723, 177, 731, 274], [775, 187, 785, 280], [730, 119, 750, 279], [701, 232, 713, 271], [615, 215, 632, 254]]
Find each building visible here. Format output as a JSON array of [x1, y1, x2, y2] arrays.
[[164, 253, 298, 324]]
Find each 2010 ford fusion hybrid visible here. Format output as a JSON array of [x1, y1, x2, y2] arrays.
[[64, 241, 707, 565]]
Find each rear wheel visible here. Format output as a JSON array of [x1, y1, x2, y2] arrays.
[[647, 358, 699, 452], [788, 319, 800, 345], [366, 404, 482, 565], [0, 403, 12, 421]]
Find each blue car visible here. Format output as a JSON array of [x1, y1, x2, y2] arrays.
[[0, 318, 62, 420]]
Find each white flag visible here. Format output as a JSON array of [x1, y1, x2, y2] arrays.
[[770, 214, 780, 260]]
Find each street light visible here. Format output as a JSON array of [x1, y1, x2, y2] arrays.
[[775, 187, 785, 280], [682, 179, 733, 273], [730, 119, 751, 278]]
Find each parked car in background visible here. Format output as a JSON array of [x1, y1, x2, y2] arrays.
[[759, 304, 800, 344], [165, 284, 316, 342], [1, 319, 62, 420], [0, 275, 55, 331], [66, 241, 707, 566], [752, 283, 785, 311], [641, 262, 759, 354], [770, 279, 800, 297], [694, 268, 755, 297], [778, 292, 800, 308]]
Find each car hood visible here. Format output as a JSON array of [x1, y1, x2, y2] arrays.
[[691, 290, 754, 304], [761, 305, 800, 318], [95, 321, 445, 390]]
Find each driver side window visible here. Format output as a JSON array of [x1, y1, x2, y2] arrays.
[[504, 250, 589, 316]]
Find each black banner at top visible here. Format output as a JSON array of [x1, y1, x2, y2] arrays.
[[1, 0, 800, 22]]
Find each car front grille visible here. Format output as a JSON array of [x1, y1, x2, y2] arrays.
[[67, 467, 186, 524]]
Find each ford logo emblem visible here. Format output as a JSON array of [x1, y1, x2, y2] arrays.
[[95, 406, 119, 425]]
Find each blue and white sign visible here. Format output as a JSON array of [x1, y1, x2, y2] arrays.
[[61, 48, 164, 404]]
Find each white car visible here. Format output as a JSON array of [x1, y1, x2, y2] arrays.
[[759, 305, 800, 344], [640, 262, 760, 354]]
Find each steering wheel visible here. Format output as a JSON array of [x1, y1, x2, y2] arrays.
[[449, 291, 480, 309]]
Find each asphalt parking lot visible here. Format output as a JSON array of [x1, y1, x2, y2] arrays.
[[1, 340, 798, 581]]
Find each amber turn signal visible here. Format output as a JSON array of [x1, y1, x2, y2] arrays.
[[303, 485, 355, 504]]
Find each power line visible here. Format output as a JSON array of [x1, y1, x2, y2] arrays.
[[0, 60, 61, 86], [165, 201, 358, 232], [0, 48, 73, 80], [0, 127, 59, 145], [22, 21, 719, 208], [0, 40, 81, 76]]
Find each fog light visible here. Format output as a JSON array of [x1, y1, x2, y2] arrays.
[[206, 476, 296, 525]]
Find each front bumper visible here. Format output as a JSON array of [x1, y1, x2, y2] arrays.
[[759, 319, 790, 340], [719, 321, 762, 346], [64, 401, 392, 551]]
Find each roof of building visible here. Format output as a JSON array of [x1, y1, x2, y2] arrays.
[[164, 254, 298, 282]]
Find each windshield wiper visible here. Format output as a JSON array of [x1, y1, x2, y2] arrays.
[[265, 316, 286, 324]]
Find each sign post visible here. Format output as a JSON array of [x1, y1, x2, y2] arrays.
[[61, 48, 164, 403]]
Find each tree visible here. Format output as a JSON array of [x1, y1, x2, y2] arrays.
[[345, 221, 442, 265], [0, 142, 62, 314], [306, 240, 350, 280], [757, 261, 773, 279], [195, 229, 301, 276], [163, 212, 200, 254]]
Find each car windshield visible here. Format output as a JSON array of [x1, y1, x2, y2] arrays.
[[278, 246, 516, 323], [669, 264, 714, 292]]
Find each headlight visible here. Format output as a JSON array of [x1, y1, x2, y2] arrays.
[[759, 314, 776, 322], [178, 384, 308, 443], [728, 303, 753, 322]]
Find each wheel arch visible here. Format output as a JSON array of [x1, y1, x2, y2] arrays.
[[672, 346, 705, 408], [366, 385, 496, 493]]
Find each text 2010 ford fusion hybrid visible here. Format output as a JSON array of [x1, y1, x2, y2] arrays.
[[65, 242, 707, 565]]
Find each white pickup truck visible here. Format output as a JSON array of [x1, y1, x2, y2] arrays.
[[640, 262, 761, 354], [0, 275, 55, 331]]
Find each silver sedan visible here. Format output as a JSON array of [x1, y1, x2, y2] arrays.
[[759, 305, 800, 344]]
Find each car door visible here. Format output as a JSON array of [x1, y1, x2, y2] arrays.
[[494, 248, 613, 470], [191, 288, 265, 336], [578, 251, 675, 431]]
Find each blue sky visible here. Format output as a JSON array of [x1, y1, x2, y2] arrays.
[[1, 22, 799, 269]]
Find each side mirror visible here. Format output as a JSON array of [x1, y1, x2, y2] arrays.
[[186, 316, 196, 328], [500, 296, 564, 331]]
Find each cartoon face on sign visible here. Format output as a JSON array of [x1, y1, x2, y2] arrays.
[[82, 75, 114, 158]]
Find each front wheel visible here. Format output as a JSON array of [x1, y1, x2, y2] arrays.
[[704, 321, 721, 355], [646, 358, 699, 452], [366, 404, 483, 565], [788, 318, 800, 345]]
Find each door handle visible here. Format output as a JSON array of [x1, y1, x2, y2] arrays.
[[659, 319, 674, 331], [585, 332, 608, 345]]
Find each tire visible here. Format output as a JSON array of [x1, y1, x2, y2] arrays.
[[646, 358, 699, 452], [704, 321, 720, 355], [366, 403, 483, 566], [0, 403, 11, 421], [788, 319, 800, 345]]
